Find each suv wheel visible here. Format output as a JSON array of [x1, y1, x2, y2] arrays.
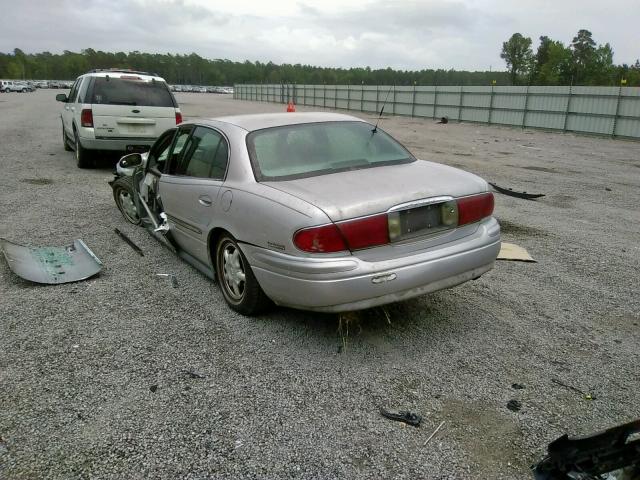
[[62, 124, 72, 151], [215, 234, 270, 315], [74, 130, 93, 168]]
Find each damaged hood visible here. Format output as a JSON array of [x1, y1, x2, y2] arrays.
[[263, 160, 488, 221]]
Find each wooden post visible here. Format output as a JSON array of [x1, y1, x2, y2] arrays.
[[521, 85, 530, 128], [612, 85, 623, 137], [411, 82, 417, 117], [488, 85, 495, 124], [563, 85, 573, 132]]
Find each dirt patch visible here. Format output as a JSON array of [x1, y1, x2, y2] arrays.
[[544, 194, 576, 209], [20, 178, 53, 185], [498, 219, 548, 237]]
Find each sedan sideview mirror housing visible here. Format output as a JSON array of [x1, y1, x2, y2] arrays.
[[55, 93, 68, 102], [119, 153, 143, 169]]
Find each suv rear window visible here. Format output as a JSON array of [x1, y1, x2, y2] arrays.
[[90, 77, 175, 107]]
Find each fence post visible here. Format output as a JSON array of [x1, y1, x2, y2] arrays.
[[347, 83, 351, 110], [521, 85, 530, 128], [411, 82, 417, 117], [612, 85, 623, 137], [391, 85, 396, 115], [323, 83, 326, 109], [563, 85, 572, 132], [458, 86, 464, 122], [488, 85, 495, 124], [360, 83, 364, 112], [375, 85, 381, 113], [433, 86, 438, 119], [334, 85, 338, 109]]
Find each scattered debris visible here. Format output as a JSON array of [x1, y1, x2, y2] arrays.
[[507, 400, 522, 412], [157, 273, 178, 288], [380, 408, 422, 427], [181, 369, 205, 379], [551, 378, 595, 400], [512, 383, 525, 390], [436, 116, 449, 124], [149, 384, 158, 393], [423, 420, 445, 446], [489, 182, 545, 200], [497, 242, 536, 263], [20, 178, 53, 185], [0, 238, 103, 284], [605, 187, 612, 192], [533, 418, 640, 480], [114, 228, 144, 257], [519, 144, 542, 151]]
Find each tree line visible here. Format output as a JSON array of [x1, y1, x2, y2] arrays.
[[501, 29, 639, 86], [1, 29, 637, 87]]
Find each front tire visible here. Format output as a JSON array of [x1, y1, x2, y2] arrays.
[[74, 130, 93, 168], [215, 234, 270, 315], [112, 176, 141, 225]]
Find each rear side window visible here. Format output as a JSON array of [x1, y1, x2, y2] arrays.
[[90, 77, 175, 107]]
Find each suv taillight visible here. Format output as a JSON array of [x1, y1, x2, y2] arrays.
[[80, 109, 93, 127], [175, 112, 182, 124]]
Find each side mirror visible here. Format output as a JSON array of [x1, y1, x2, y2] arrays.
[[119, 153, 143, 169], [55, 93, 68, 102]]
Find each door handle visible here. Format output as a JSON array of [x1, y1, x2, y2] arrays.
[[198, 195, 212, 206]]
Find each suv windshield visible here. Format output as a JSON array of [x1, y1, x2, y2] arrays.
[[90, 77, 175, 107], [246, 121, 415, 181]]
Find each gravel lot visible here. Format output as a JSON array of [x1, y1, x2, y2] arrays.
[[1, 90, 639, 479]]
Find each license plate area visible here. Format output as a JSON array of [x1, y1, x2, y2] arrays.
[[388, 200, 458, 242]]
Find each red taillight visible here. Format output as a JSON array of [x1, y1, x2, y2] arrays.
[[80, 109, 93, 127], [175, 112, 182, 124], [337, 214, 389, 250], [293, 224, 348, 253], [457, 193, 494, 226]]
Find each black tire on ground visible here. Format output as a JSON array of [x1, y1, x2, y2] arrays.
[[74, 130, 93, 168], [215, 234, 271, 316], [62, 124, 72, 151], [112, 176, 141, 225]]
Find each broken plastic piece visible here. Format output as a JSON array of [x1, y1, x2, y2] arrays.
[[533, 419, 640, 480], [507, 399, 522, 412], [497, 242, 536, 262], [380, 407, 422, 427], [489, 182, 545, 200], [157, 273, 178, 288], [114, 228, 144, 256], [0, 238, 102, 284]]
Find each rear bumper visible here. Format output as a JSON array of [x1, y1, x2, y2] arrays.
[[79, 135, 156, 151], [242, 217, 501, 313]]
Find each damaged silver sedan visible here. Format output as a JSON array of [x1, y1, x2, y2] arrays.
[[110, 112, 500, 315]]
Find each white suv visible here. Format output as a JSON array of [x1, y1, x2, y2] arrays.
[[56, 69, 182, 168], [1, 80, 28, 92]]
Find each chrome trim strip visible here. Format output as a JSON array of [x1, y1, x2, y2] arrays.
[[387, 196, 454, 213]]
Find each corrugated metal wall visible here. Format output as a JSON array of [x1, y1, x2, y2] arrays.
[[234, 84, 640, 139]]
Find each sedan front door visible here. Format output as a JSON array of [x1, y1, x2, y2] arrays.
[[158, 125, 229, 265]]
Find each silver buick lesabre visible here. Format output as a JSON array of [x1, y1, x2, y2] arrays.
[[110, 112, 500, 315]]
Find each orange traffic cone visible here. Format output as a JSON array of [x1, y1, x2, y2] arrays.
[[286, 101, 296, 112]]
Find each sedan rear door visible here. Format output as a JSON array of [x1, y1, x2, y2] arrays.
[[158, 126, 229, 264]]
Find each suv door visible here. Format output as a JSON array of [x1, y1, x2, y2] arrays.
[[158, 126, 229, 264], [62, 78, 81, 138]]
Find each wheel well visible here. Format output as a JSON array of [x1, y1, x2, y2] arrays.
[[207, 227, 230, 267]]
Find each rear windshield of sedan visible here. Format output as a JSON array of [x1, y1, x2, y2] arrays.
[[246, 121, 415, 181], [90, 78, 175, 107]]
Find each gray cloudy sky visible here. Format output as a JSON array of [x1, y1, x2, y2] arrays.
[[1, 0, 638, 70]]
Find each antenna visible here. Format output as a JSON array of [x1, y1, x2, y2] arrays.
[[372, 84, 394, 133]]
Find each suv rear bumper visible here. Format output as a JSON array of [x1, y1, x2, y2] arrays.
[[79, 135, 156, 151]]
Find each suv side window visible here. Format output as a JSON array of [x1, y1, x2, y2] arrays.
[[176, 127, 228, 179], [68, 79, 81, 103]]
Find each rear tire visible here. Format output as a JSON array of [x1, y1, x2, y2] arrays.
[[215, 234, 270, 316], [74, 130, 93, 168], [62, 124, 72, 151], [112, 176, 141, 225]]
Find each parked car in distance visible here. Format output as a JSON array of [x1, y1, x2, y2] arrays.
[[1, 80, 28, 92], [56, 69, 182, 168], [110, 112, 501, 315]]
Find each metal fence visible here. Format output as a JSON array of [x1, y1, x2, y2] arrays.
[[234, 84, 640, 139]]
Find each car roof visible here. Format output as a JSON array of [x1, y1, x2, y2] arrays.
[[195, 112, 367, 132], [80, 71, 166, 82]]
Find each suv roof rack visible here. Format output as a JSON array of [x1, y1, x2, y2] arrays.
[[88, 68, 160, 77]]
